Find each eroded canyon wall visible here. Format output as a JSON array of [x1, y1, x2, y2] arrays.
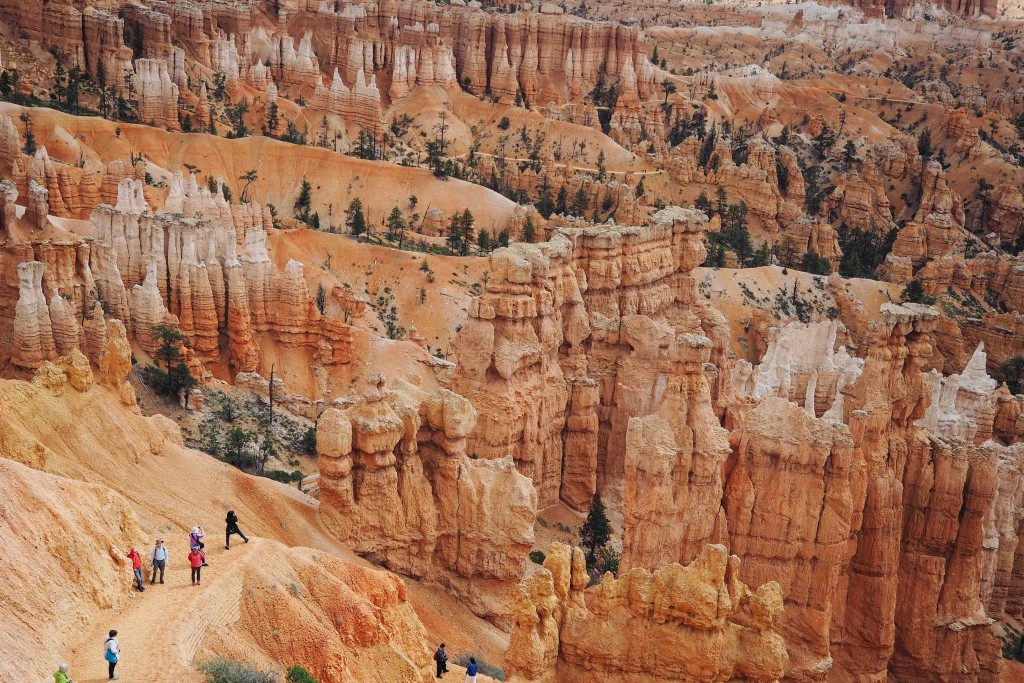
[[316, 375, 537, 625], [452, 206, 722, 510], [505, 542, 788, 683]]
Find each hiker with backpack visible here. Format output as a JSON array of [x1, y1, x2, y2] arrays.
[[104, 630, 119, 680], [189, 545, 205, 586], [189, 527, 208, 566], [150, 539, 168, 584], [126, 547, 144, 592], [225, 510, 249, 549], [433, 643, 448, 678]]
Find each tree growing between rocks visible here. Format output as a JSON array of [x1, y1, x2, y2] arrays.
[[139, 323, 197, 405], [579, 495, 612, 571], [996, 357, 1024, 395]]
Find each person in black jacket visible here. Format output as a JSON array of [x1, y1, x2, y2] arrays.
[[225, 510, 249, 549], [432, 643, 448, 678]]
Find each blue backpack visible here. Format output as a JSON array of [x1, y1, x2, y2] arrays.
[[104, 639, 118, 663]]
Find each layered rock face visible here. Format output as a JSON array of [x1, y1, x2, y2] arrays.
[[453, 207, 721, 510], [731, 319, 864, 418], [832, 0, 999, 18], [461, 242, 1021, 682], [311, 68, 383, 134], [11, 261, 57, 370], [826, 165, 896, 235], [90, 192, 349, 372], [133, 58, 180, 130], [0, 116, 145, 222], [881, 249, 1024, 373], [316, 375, 537, 623], [658, 134, 823, 248], [506, 542, 788, 683], [1, 172, 348, 380], [721, 397, 855, 674], [1, 1, 661, 143], [0, 455, 144, 682]]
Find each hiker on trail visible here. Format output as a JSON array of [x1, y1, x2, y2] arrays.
[[464, 657, 478, 683], [150, 539, 168, 584], [126, 547, 144, 592], [190, 527, 208, 566], [189, 545, 205, 586], [104, 630, 119, 680], [225, 510, 249, 549], [433, 643, 448, 678], [53, 662, 73, 683]]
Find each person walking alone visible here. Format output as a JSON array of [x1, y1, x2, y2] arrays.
[[433, 643, 448, 678], [189, 527, 208, 566], [189, 545, 205, 586], [126, 547, 144, 592], [103, 630, 119, 680], [150, 539, 168, 584], [225, 510, 249, 549]]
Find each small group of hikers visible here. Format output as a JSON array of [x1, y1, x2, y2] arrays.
[[433, 643, 479, 683], [124, 511, 247, 592], [57, 512, 249, 681]]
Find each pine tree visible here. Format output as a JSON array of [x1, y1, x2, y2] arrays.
[[694, 190, 712, 216], [345, 198, 367, 236], [917, 128, 933, 161], [579, 495, 612, 569], [801, 250, 831, 275], [263, 101, 279, 136], [571, 187, 589, 216], [386, 207, 406, 243], [714, 187, 728, 217], [446, 213, 463, 253], [842, 140, 858, 166], [813, 123, 837, 157], [556, 186, 568, 215], [315, 283, 327, 314], [460, 209, 475, 255], [995, 357, 1024, 395], [294, 176, 313, 220], [522, 215, 536, 243], [698, 123, 717, 169], [19, 113, 36, 156]]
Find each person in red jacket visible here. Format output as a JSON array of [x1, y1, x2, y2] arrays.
[[188, 545, 205, 586], [126, 547, 144, 592]]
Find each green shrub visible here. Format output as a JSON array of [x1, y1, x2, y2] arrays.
[[901, 279, 935, 305], [260, 469, 304, 484], [598, 546, 620, 576], [528, 550, 546, 565], [285, 665, 318, 683], [199, 658, 278, 683]]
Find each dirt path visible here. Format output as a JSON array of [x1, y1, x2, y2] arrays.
[[67, 539, 257, 683]]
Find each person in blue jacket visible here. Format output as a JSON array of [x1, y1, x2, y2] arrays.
[[464, 657, 478, 683]]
